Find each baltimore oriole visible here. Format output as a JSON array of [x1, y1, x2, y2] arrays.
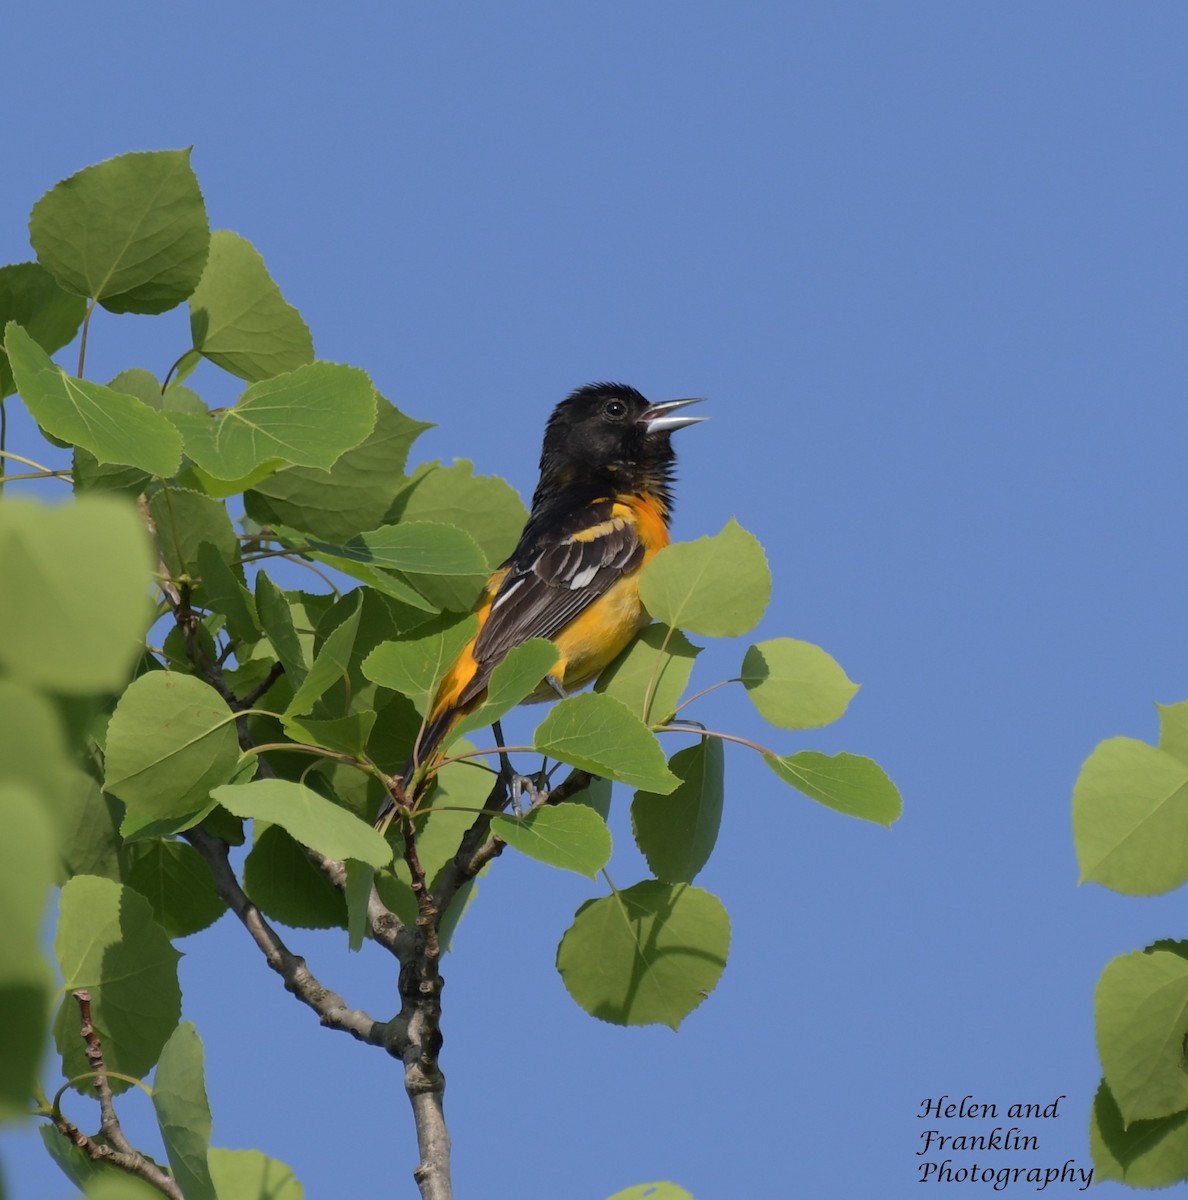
[[375, 382, 704, 825]]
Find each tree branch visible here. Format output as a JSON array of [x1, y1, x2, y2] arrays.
[[183, 825, 396, 1053], [394, 809, 451, 1199], [49, 990, 184, 1200]]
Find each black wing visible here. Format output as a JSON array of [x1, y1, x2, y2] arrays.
[[457, 504, 644, 705]]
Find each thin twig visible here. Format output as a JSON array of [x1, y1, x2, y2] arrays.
[[305, 846, 404, 955], [50, 991, 184, 1200]]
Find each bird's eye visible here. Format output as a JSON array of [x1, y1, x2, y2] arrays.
[[603, 399, 627, 419]]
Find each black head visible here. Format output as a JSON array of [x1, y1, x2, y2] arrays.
[[539, 382, 704, 483]]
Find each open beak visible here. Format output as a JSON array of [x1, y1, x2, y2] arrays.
[[641, 396, 707, 434]]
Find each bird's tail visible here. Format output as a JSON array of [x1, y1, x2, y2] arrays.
[[372, 700, 468, 830]]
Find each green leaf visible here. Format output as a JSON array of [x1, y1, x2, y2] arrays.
[[1096, 948, 1188, 1124], [167, 361, 376, 480], [0, 262, 86, 398], [148, 488, 238, 578], [72, 370, 205, 496], [285, 712, 376, 758], [345, 861, 374, 952], [0, 786, 56, 1118], [195, 541, 259, 642], [639, 518, 770, 636], [605, 1186, 694, 1200], [741, 637, 859, 729], [245, 396, 430, 541], [1091, 1078, 1188, 1187], [57, 771, 124, 882], [53, 876, 182, 1093], [283, 593, 362, 717], [309, 521, 488, 576], [764, 750, 902, 826], [5, 321, 182, 475], [0, 679, 72, 801], [456, 638, 559, 737], [362, 614, 479, 716], [575, 775, 613, 821], [534, 693, 679, 793], [213, 779, 391, 868], [556, 880, 729, 1028], [126, 840, 227, 938], [595, 625, 700, 725], [152, 1022, 216, 1200], [388, 459, 528, 564], [189, 229, 314, 381], [208, 1148, 305, 1200], [1158, 700, 1188, 767], [632, 738, 724, 883], [492, 804, 612, 878], [1074, 736, 1188, 894], [105, 672, 241, 824], [0, 495, 154, 693], [30, 148, 209, 313], [243, 824, 347, 930], [256, 573, 308, 684]]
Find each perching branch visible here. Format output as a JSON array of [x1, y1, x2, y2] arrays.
[[49, 990, 184, 1200], [394, 805, 451, 1200]]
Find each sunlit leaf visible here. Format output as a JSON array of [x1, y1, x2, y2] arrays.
[[167, 361, 376, 479], [189, 230, 314, 381], [213, 779, 391, 869], [363, 614, 479, 717], [535, 693, 678, 793], [387, 460, 527, 564], [246, 397, 430, 542], [456, 638, 559, 737], [595, 625, 700, 725], [283, 594, 361, 717], [1074, 737, 1188, 895], [492, 804, 612, 878], [764, 750, 901, 826], [5, 322, 182, 475], [639, 518, 770, 636], [30, 148, 209, 313], [741, 637, 859, 729], [1096, 948, 1188, 1124]]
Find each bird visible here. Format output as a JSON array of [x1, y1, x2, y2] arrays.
[[375, 382, 705, 827]]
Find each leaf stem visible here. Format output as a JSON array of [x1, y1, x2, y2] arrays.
[[639, 623, 677, 723], [76, 299, 96, 378], [655, 721, 777, 758], [0, 469, 73, 485], [668, 677, 741, 720], [0, 448, 65, 473]]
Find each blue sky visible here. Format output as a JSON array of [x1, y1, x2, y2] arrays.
[[4, 4, 1188, 1197]]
